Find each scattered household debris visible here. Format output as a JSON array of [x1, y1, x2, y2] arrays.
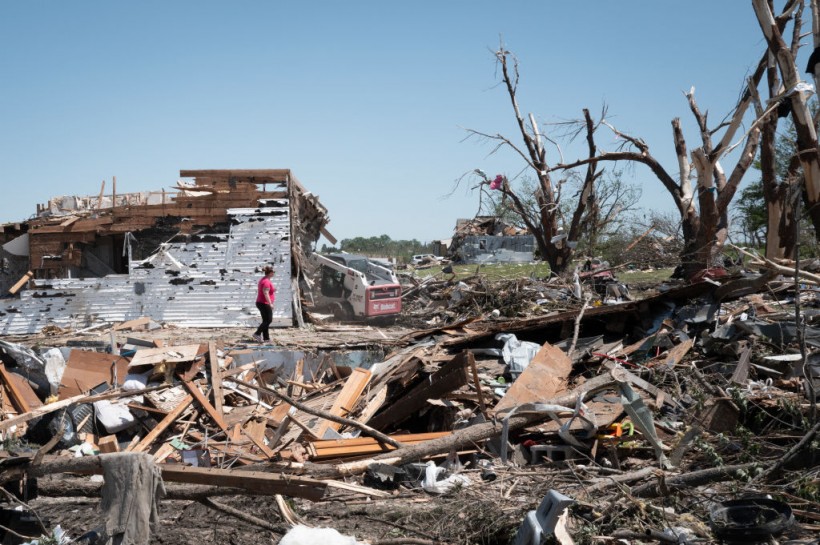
[[0, 260, 817, 544]]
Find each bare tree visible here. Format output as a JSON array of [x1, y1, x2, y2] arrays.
[[462, 4, 800, 276], [545, 82, 765, 276], [754, 0, 820, 238], [463, 48, 601, 274]]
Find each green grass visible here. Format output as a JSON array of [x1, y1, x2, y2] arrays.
[[409, 262, 674, 284], [618, 267, 675, 284], [410, 262, 550, 281]]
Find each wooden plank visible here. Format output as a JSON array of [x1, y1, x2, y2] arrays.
[[96, 179, 106, 210], [356, 386, 388, 424], [26, 455, 326, 501], [4, 372, 42, 410], [98, 435, 120, 454], [159, 465, 326, 501], [113, 317, 151, 331], [320, 227, 338, 245], [8, 271, 33, 295], [493, 342, 572, 416], [182, 380, 228, 432], [650, 338, 695, 368], [0, 364, 31, 413], [128, 344, 201, 368], [129, 394, 194, 453], [267, 402, 292, 427], [179, 169, 291, 182], [367, 352, 470, 431], [731, 343, 753, 384], [309, 432, 452, 460], [152, 442, 175, 463], [207, 342, 224, 418], [59, 216, 80, 228], [242, 419, 275, 459], [312, 368, 372, 439]]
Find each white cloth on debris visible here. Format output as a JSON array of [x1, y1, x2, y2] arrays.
[[99, 452, 165, 545], [280, 524, 363, 545]]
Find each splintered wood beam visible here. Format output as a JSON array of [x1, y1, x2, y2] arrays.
[[311, 368, 371, 439], [96, 180, 106, 210], [0, 364, 31, 413], [208, 342, 224, 418], [308, 431, 452, 460], [366, 352, 471, 431], [128, 394, 194, 453], [320, 227, 337, 245], [182, 380, 228, 432], [8, 271, 33, 295], [59, 216, 80, 228]]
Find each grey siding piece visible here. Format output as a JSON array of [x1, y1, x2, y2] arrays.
[[458, 235, 535, 264], [0, 206, 293, 335]]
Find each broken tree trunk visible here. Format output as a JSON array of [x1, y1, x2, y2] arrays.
[[754, 0, 820, 238]]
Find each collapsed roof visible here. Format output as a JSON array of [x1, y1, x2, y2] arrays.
[[0, 170, 332, 334]]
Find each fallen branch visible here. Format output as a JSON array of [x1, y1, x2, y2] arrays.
[[730, 244, 820, 285], [611, 529, 678, 544], [580, 467, 657, 496], [751, 420, 820, 483], [200, 497, 286, 533], [630, 462, 758, 498], [567, 295, 591, 359], [34, 477, 301, 501]]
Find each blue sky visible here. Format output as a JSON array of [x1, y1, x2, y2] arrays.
[[0, 2, 790, 243]]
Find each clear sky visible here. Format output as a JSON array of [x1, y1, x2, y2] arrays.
[[0, 2, 794, 244]]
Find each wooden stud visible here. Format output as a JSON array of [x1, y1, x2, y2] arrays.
[[182, 380, 228, 432], [312, 368, 371, 439], [0, 364, 31, 413], [129, 394, 193, 453], [208, 342, 224, 419], [98, 435, 120, 454], [8, 271, 33, 295]]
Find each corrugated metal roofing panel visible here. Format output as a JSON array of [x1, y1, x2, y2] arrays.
[[0, 206, 294, 335]]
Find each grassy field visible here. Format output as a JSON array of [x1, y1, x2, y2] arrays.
[[410, 262, 675, 284]]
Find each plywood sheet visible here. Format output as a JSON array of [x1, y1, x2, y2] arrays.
[[58, 350, 130, 400], [493, 342, 572, 416], [128, 344, 202, 368]]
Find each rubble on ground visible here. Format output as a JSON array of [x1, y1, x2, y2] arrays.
[[0, 260, 818, 544]]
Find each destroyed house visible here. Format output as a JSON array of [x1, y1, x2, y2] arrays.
[[0, 170, 332, 334], [448, 216, 534, 264]]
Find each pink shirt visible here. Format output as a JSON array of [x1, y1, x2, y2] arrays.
[[256, 276, 275, 304]]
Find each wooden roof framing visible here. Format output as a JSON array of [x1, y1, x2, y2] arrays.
[[19, 169, 332, 280]]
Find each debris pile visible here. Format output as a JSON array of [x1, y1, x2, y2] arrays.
[[0, 263, 818, 544], [399, 267, 634, 328]]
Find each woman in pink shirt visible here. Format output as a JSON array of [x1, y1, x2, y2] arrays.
[[253, 266, 276, 342]]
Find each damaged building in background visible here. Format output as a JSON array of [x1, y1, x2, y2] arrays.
[[0, 170, 332, 335], [448, 216, 535, 264]]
